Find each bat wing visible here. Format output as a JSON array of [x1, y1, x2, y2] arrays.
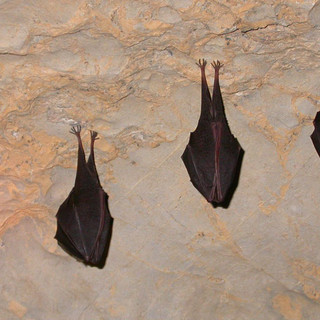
[[55, 187, 112, 266], [214, 126, 243, 202], [182, 120, 216, 201], [311, 111, 320, 157], [182, 123, 242, 203]]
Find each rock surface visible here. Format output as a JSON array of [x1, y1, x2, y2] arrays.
[[1, 0, 320, 319]]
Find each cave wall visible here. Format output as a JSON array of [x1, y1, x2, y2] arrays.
[[1, 0, 320, 319]]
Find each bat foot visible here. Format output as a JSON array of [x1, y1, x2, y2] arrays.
[[70, 124, 82, 136], [90, 130, 99, 141], [196, 58, 207, 69], [211, 60, 224, 71]]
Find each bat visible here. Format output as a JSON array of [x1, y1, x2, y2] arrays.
[[55, 125, 113, 267], [181, 59, 244, 207], [311, 111, 320, 157]]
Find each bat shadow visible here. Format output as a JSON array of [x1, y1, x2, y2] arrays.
[[211, 149, 245, 209]]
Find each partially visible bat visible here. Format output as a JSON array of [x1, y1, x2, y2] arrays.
[[55, 125, 113, 267], [311, 111, 320, 157], [181, 59, 244, 206]]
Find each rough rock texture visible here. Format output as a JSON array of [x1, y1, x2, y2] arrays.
[[1, 0, 320, 319]]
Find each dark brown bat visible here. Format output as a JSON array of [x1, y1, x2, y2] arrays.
[[311, 111, 320, 157], [55, 125, 113, 267], [181, 59, 244, 207]]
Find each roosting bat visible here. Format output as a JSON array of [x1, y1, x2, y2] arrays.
[[181, 59, 243, 206], [311, 111, 320, 157], [55, 125, 113, 267]]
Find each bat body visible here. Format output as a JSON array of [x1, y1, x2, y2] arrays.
[[311, 111, 320, 157], [182, 59, 243, 206], [55, 126, 113, 267]]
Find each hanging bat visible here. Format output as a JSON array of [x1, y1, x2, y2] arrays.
[[55, 125, 113, 267], [311, 111, 320, 157], [181, 59, 244, 207]]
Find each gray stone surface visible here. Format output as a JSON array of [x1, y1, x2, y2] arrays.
[[1, 0, 320, 319]]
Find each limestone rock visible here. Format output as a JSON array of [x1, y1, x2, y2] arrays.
[[1, 0, 320, 319]]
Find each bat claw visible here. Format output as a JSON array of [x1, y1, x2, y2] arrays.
[[196, 58, 207, 69], [211, 60, 224, 70], [70, 125, 82, 136], [90, 130, 99, 141]]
